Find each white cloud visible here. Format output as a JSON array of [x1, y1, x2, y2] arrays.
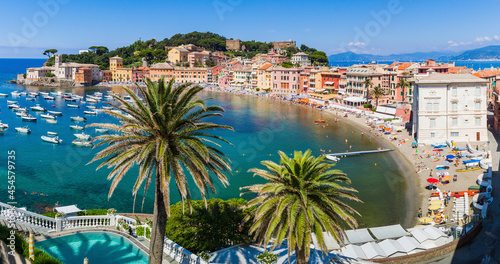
[[348, 42, 365, 47], [475, 36, 492, 42], [448, 40, 458, 47]]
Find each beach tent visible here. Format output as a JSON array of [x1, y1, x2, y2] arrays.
[[369, 224, 410, 240], [341, 245, 367, 259], [360, 242, 388, 259], [343, 229, 376, 244], [377, 239, 408, 257], [54, 205, 82, 215], [396, 237, 426, 252]]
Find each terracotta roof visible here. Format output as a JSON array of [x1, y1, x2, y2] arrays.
[[259, 63, 274, 70], [473, 70, 500, 78], [448, 67, 466, 74], [397, 63, 412, 70]]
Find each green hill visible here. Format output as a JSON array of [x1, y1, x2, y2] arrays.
[[446, 45, 500, 60]]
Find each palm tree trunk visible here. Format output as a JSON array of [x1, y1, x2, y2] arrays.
[[402, 87, 405, 103], [295, 245, 309, 264], [149, 168, 167, 264]]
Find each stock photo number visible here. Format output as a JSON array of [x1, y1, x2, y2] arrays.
[[7, 150, 16, 204]]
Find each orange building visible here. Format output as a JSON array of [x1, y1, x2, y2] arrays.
[[75, 67, 92, 84]]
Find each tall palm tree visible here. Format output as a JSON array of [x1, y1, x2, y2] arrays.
[[370, 86, 386, 108], [397, 78, 411, 103], [241, 150, 361, 264], [89, 78, 233, 264], [363, 78, 373, 102]]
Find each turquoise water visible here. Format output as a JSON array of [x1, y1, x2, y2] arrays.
[[37, 232, 148, 264], [0, 59, 411, 228]]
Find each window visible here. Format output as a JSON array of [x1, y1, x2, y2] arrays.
[[451, 132, 459, 137], [433, 103, 439, 111], [430, 119, 436, 128], [476, 117, 481, 126], [476, 87, 481, 95], [452, 118, 457, 126], [476, 102, 481, 110], [451, 87, 457, 95], [430, 132, 435, 138], [427, 103, 432, 111], [452, 102, 458, 111]]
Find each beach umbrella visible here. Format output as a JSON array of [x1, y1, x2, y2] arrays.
[[428, 204, 441, 211], [29, 232, 34, 260], [443, 160, 451, 166], [446, 155, 455, 159], [419, 217, 433, 224], [429, 200, 443, 205], [427, 178, 439, 183], [384, 127, 391, 131], [443, 176, 451, 181]]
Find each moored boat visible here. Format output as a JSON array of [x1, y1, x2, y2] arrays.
[[72, 140, 92, 147], [15, 127, 31, 133], [43, 96, 55, 100], [41, 114, 57, 119], [314, 120, 326, 123], [30, 104, 46, 112], [41, 136, 62, 144], [6, 100, 17, 104], [84, 111, 97, 115], [21, 115, 37, 122], [0, 93, 8, 97], [70, 116, 87, 122], [0, 122, 8, 129], [46, 119, 58, 124], [47, 131, 58, 136], [48, 111, 62, 116], [67, 104, 80, 108], [95, 128, 109, 133], [8, 104, 20, 109], [70, 125, 84, 130], [74, 132, 91, 140]]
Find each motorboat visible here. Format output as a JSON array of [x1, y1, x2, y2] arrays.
[[95, 128, 109, 133], [40, 92, 49, 96], [102, 106, 113, 110], [19, 92, 27, 96], [70, 116, 87, 122], [86, 105, 96, 109], [28, 92, 39, 97], [46, 119, 58, 124], [48, 111, 62, 116], [104, 95, 113, 100], [325, 155, 340, 162], [6, 100, 17, 104], [67, 104, 80, 108], [43, 96, 55, 100], [26, 98, 36, 101], [15, 127, 31, 133], [41, 113, 57, 119], [94, 92, 103, 97], [21, 114, 37, 122], [74, 132, 91, 140], [13, 107, 28, 112], [8, 104, 20, 109], [10, 91, 20, 96], [84, 111, 97, 115], [65, 97, 77, 102], [70, 125, 84, 130], [0, 122, 8, 129], [41, 135, 62, 144], [47, 131, 58, 136], [16, 112, 27, 117], [0, 93, 8, 97], [72, 140, 92, 147], [30, 104, 47, 112], [86, 98, 97, 103]]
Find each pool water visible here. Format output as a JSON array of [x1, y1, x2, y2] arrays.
[[37, 232, 148, 264]]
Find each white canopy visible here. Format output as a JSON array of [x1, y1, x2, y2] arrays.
[[378, 239, 408, 256], [341, 244, 367, 259], [343, 97, 367, 103], [360, 242, 387, 259], [54, 205, 82, 215], [369, 224, 410, 240], [344, 229, 375, 244], [396, 237, 425, 252], [311, 232, 341, 250]]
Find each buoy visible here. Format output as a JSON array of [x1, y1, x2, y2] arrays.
[[236, 171, 239, 173], [242, 154, 245, 156], [269, 154, 272, 156], [375, 163, 377, 166]]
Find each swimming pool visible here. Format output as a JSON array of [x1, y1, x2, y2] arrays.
[[37, 231, 148, 264]]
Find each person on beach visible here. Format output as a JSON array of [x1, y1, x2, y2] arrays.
[[430, 169, 433, 177], [418, 208, 422, 218]]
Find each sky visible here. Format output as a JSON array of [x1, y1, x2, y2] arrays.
[[1, 0, 500, 58]]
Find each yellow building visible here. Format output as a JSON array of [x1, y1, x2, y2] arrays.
[[168, 47, 190, 64], [110, 56, 131, 82], [257, 63, 273, 90]]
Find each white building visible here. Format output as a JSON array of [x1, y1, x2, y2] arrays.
[[412, 74, 488, 144], [291, 52, 311, 66], [54, 55, 102, 81], [79, 50, 90, 54]]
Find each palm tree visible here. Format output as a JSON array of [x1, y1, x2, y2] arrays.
[[363, 78, 373, 102], [89, 78, 233, 264], [370, 86, 386, 108], [397, 78, 411, 103], [241, 150, 361, 264]]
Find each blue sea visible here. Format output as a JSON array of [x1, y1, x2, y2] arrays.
[[0, 59, 413, 228]]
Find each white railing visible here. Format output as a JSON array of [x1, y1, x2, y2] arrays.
[[0, 202, 56, 231], [61, 215, 112, 230]]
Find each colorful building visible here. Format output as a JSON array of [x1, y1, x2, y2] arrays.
[[257, 63, 274, 90], [271, 67, 303, 95], [74, 67, 92, 85], [132, 67, 150, 83]]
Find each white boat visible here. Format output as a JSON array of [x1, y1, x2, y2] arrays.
[[67, 104, 80, 108], [65, 97, 77, 102], [104, 95, 113, 100], [15, 127, 31, 133], [0, 93, 8, 97], [48, 111, 62, 116], [0, 122, 8, 128], [10, 91, 20, 96], [43, 96, 55, 100], [41, 136, 62, 144], [102, 106, 113, 110], [21, 115, 37, 122], [41, 114, 57, 119], [13, 107, 28, 112], [16, 112, 27, 117], [30, 104, 46, 112], [26, 98, 36, 101], [28, 92, 39, 97], [46, 119, 58, 124], [94, 92, 103, 97], [40, 92, 49, 96], [72, 140, 92, 147], [84, 111, 97, 115], [47, 131, 58, 136], [19, 92, 27, 96], [86, 98, 97, 103], [70, 116, 87, 122], [74, 132, 91, 140], [8, 104, 20, 109], [6, 100, 17, 104], [95, 128, 109, 133], [325, 155, 340, 162], [70, 125, 84, 130], [86, 105, 96, 109]]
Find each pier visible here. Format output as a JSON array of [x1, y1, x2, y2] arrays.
[[326, 148, 395, 158]]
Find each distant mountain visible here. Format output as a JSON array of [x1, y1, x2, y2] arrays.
[[329, 51, 456, 62], [445, 45, 500, 60]]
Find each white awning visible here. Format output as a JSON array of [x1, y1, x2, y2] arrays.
[[343, 97, 367, 103], [54, 205, 82, 215], [341, 245, 367, 259], [324, 81, 335, 86], [396, 237, 425, 252], [311, 232, 341, 250], [378, 239, 408, 256], [361, 242, 388, 259], [344, 229, 376, 244], [369, 224, 410, 240]]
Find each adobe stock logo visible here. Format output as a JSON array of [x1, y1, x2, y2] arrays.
[[213, 0, 243, 21], [338, 0, 404, 52], [8, 0, 69, 52]]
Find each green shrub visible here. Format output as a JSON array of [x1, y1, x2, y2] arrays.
[[363, 104, 372, 108], [145, 227, 151, 239], [42, 212, 57, 218], [136, 226, 145, 237], [78, 209, 108, 216]]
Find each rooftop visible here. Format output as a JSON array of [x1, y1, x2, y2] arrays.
[[414, 73, 488, 84]]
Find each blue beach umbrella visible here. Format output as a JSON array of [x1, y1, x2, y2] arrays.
[[446, 155, 455, 159]]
